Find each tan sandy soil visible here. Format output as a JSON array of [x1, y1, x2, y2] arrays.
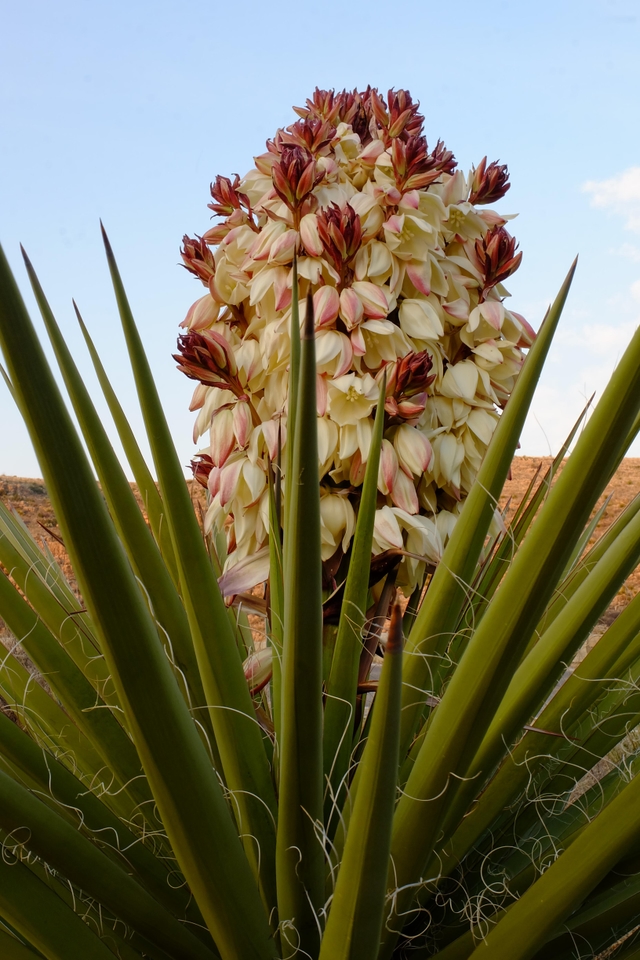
[[499, 457, 640, 612]]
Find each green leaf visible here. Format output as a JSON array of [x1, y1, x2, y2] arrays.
[[0, 766, 218, 960], [466, 768, 640, 960], [0, 708, 203, 929], [0, 568, 151, 818], [438, 494, 640, 842], [100, 227, 278, 917], [0, 240, 276, 960], [74, 304, 179, 584], [0, 854, 117, 960], [23, 255, 208, 720], [276, 293, 325, 958], [319, 599, 403, 960]]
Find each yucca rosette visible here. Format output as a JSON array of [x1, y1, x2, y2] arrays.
[[176, 86, 534, 596]]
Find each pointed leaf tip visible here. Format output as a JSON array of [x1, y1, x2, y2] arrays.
[[303, 290, 315, 340], [387, 594, 404, 654]]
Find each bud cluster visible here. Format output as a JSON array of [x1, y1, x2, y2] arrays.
[[176, 86, 533, 596]]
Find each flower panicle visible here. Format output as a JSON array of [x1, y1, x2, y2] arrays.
[[178, 84, 531, 596]]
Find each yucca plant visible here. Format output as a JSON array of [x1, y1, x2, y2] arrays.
[[3, 127, 640, 960]]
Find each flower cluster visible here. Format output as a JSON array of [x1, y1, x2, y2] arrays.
[[176, 87, 534, 596]]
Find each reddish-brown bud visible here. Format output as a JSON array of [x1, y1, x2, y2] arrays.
[[387, 89, 424, 140], [469, 157, 511, 206], [271, 145, 325, 211], [293, 88, 342, 125], [174, 330, 243, 395], [391, 135, 457, 192], [370, 88, 390, 128], [395, 350, 435, 397], [475, 226, 523, 297], [208, 174, 251, 217], [279, 116, 336, 156], [316, 203, 362, 273], [180, 235, 216, 285]]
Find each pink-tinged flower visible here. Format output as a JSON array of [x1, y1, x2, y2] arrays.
[[189, 383, 208, 412], [394, 424, 433, 476], [233, 400, 253, 448], [300, 213, 324, 257], [261, 419, 285, 462], [248, 221, 287, 261], [317, 374, 328, 416], [218, 456, 244, 505], [510, 311, 536, 347], [314, 285, 340, 328], [274, 269, 292, 311], [349, 449, 367, 486], [378, 439, 399, 495], [443, 299, 470, 322], [268, 229, 299, 264], [468, 157, 511, 206], [406, 260, 431, 296], [373, 506, 404, 551], [218, 547, 271, 598], [339, 287, 364, 329], [396, 394, 428, 419], [207, 464, 221, 498], [351, 281, 389, 319], [242, 647, 273, 696], [390, 467, 419, 514], [350, 325, 366, 356], [181, 295, 220, 330], [210, 409, 236, 468]]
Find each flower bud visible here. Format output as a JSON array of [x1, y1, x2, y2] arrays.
[[210, 408, 236, 467], [378, 439, 399, 495], [351, 281, 389, 319], [468, 157, 511, 206], [181, 295, 220, 331], [390, 467, 419, 514], [300, 213, 324, 257], [313, 285, 340, 328], [394, 424, 433, 476], [243, 647, 273, 696], [180, 235, 216, 285], [233, 400, 253, 448], [339, 287, 364, 329]]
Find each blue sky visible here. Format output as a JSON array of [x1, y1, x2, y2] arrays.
[[1, 0, 640, 477]]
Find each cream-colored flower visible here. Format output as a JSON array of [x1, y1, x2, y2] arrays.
[[327, 374, 378, 427]]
